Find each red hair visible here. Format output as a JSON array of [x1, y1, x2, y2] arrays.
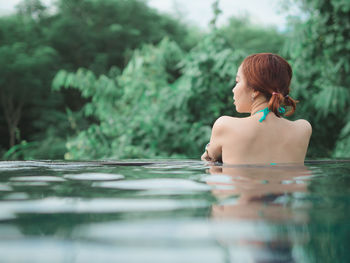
[[241, 53, 297, 117]]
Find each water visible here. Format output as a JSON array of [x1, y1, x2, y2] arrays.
[[0, 159, 349, 263]]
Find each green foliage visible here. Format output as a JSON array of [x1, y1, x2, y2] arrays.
[[3, 130, 67, 160], [47, 0, 198, 73], [219, 15, 285, 54], [0, 0, 200, 160], [52, 30, 269, 159], [54, 38, 188, 159], [286, 0, 350, 157], [180, 33, 246, 123], [0, 2, 71, 159], [0, 14, 58, 149]]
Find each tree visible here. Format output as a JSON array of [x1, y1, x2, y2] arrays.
[[0, 15, 57, 148], [285, 0, 350, 157], [47, 0, 198, 73], [0, 0, 200, 159], [219, 15, 285, 55]]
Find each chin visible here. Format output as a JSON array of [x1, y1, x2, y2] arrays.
[[235, 106, 248, 114]]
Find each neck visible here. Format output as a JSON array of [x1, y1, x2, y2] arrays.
[[250, 97, 268, 116]]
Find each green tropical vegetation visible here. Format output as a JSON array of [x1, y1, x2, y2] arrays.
[[284, 0, 350, 158], [0, 0, 349, 160]]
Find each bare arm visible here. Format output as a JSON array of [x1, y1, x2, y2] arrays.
[[201, 117, 227, 162]]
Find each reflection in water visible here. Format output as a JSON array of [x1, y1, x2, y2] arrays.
[[206, 164, 311, 221], [205, 164, 311, 262]]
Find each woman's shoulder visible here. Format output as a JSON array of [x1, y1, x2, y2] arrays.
[[213, 115, 242, 128], [214, 115, 238, 123], [282, 119, 312, 142], [292, 119, 312, 134], [212, 115, 246, 135]]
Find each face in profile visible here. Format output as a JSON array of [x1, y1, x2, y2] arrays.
[[232, 65, 252, 113]]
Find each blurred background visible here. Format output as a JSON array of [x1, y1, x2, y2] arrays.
[[0, 0, 349, 160]]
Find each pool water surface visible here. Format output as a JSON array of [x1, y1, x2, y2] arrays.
[[0, 159, 349, 262]]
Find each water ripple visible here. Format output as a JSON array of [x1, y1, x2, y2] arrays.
[[64, 173, 124, 181], [93, 178, 211, 191], [0, 184, 12, 191], [10, 176, 66, 182], [0, 197, 209, 214]]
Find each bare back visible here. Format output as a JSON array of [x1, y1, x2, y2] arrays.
[[206, 112, 312, 164]]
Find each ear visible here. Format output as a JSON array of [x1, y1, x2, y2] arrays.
[[252, 90, 260, 100]]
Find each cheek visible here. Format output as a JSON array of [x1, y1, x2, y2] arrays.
[[235, 86, 252, 108], [234, 85, 244, 97]]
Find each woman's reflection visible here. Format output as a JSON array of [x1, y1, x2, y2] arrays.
[[206, 164, 311, 222], [205, 164, 311, 262]]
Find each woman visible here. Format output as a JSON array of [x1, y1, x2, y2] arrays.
[[201, 53, 312, 164]]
